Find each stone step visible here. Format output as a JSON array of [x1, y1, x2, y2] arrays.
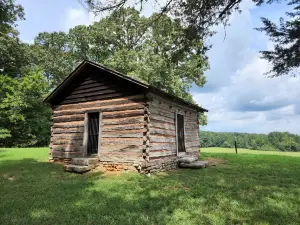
[[178, 156, 199, 164], [70, 157, 99, 166], [64, 164, 95, 173], [179, 160, 208, 169]]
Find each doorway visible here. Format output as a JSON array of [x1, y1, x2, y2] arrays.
[[87, 112, 100, 155], [176, 113, 186, 153]]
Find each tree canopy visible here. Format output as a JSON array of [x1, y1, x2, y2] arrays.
[[256, 0, 300, 77], [32, 8, 208, 103], [81, 0, 300, 77], [201, 131, 300, 152]]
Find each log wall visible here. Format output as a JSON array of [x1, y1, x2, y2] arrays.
[[147, 92, 200, 162], [50, 94, 146, 162]]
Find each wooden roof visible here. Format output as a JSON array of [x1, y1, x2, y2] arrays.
[[44, 60, 208, 112]]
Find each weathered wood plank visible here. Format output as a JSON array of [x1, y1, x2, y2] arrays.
[[150, 136, 176, 143], [150, 122, 175, 131], [52, 139, 83, 145], [101, 137, 142, 145], [53, 121, 84, 129], [72, 84, 116, 95], [185, 142, 200, 148], [103, 124, 144, 131], [149, 106, 175, 119], [53, 115, 85, 123], [51, 133, 83, 139], [148, 92, 198, 112], [102, 109, 144, 119], [51, 145, 83, 151], [149, 145, 176, 151], [53, 103, 144, 117], [55, 95, 145, 111], [150, 150, 176, 158], [101, 132, 143, 138], [101, 144, 143, 152], [103, 116, 144, 125], [64, 87, 120, 101], [61, 92, 125, 105], [99, 152, 143, 162], [150, 114, 174, 124], [52, 127, 84, 134], [150, 129, 175, 136]]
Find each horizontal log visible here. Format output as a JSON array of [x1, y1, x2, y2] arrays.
[[149, 106, 175, 119], [99, 152, 143, 162], [101, 132, 143, 138], [148, 93, 198, 112], [150, 122, 175, 131], [53, 115, 84, 123], [150, 129, 175, 136], [150, 136, 176, 143], [52, 145, 83, 151], [103, 116, 144, 125], [101, 144, 143, 152], [185, 142, 200, 148], [72, 81, 108, 91], [51, 133, 84, 139], [53, 121, 84, 129], [55, 95, 145, 111], [150, 114, 174, 124], [185, 137, 200, 142], [185, 131, 198, 136], [103, 109, 144, 119], [53, 104, 144, 117], [150, 150, 176, 158], [103, 124, 144, 131], [150, 145, 176, 151], [72, 84, 116, 95], [52, 139, 83, 145], [101, 137, 142, 145], [52, 127, 84, 134], [185, 147, 200, 153], [64, 88, 120, 101], [102, 128, 143, 134], [61, 92, 126, 104]]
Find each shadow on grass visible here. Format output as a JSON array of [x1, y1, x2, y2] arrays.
[[0, 155, 300, 224]]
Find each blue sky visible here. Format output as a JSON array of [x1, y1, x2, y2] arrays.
[[16, 0, 300, 134]]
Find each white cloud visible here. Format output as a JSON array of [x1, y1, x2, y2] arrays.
[[62, 8, 103, 31], [193, 0, 300, 134]]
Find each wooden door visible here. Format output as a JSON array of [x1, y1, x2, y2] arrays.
[[87, 112, 100, 155], [177, 114, 186, 153]]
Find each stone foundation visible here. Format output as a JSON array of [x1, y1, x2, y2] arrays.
[[99, 162, 138, 172], [140, 156, 178, 174], [51, 157, 180, 174]]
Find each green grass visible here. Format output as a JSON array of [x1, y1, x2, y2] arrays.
[[202, 147, 300, 157], [1, 148, 300, 225]]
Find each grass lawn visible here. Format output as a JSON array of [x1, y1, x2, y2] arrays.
[[1, 148, 300, 225], [202, 147, 300, 157]]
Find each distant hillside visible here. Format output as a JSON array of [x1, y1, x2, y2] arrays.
[[200, 131, 300, 152]]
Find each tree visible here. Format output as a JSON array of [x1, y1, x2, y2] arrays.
[[0, 71, 51, 147], [32, 8, 208, 123], [256, 0, 300, 77], [0, 0, 32, 77], [80, 0, 244, 51]]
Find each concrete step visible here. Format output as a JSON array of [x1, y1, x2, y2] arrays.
[[64, 164, 95, 173], [178, 156, 199, 164], [179, 160, 208, 169], [70, 157, 99, 166]]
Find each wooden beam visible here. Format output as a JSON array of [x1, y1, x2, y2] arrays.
[[82, 113, 88, 157]]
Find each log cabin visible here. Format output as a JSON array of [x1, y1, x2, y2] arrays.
[[44, 60, 208, 173]]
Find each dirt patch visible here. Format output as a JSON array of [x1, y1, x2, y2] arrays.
[[206, 157, 226, 166], [2, 174, 16, 181]]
